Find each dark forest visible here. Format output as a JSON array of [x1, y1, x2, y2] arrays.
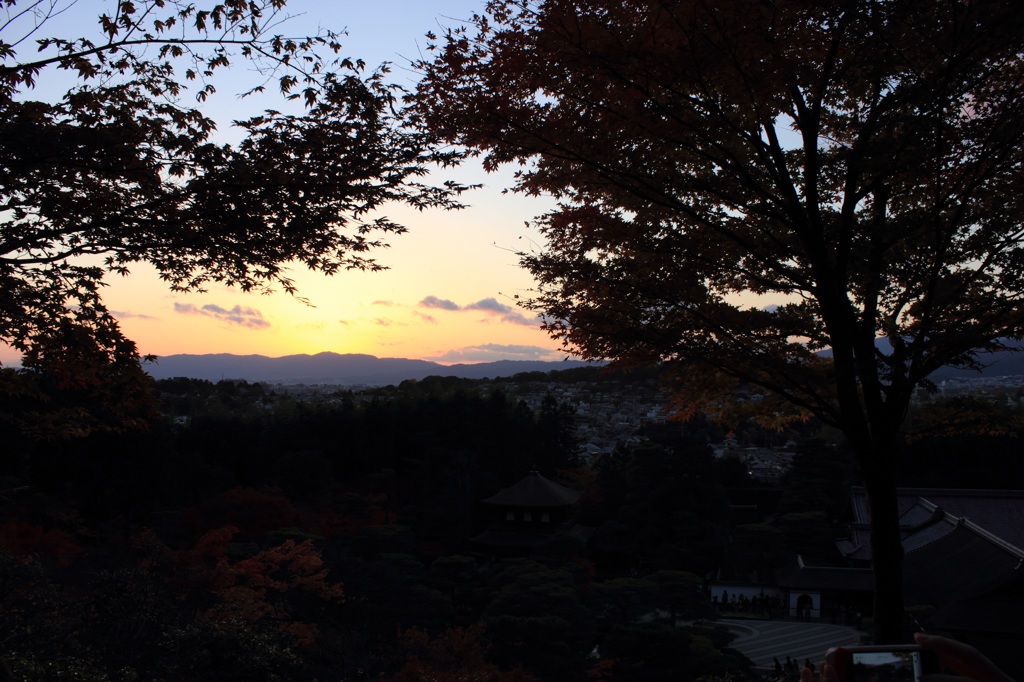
[[3, 369, 1022, 681]]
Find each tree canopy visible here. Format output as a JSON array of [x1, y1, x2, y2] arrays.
[[410, 0, 1024, 641], [0, 0, 465, 388]]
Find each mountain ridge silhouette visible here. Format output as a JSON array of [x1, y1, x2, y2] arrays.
[[144, 351, 594, 385], [144, 342, 1024, 387]]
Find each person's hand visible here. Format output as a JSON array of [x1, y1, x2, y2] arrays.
[[800, 661, 838, 682], [914, 632, 1015, 682]]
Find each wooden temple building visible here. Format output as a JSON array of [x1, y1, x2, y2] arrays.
[[472, 470, 588, 556]]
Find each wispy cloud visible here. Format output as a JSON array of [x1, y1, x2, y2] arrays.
[[372, 300, 395, 307], [420, 295, 460, 311], [465, 298, 510, 314], [414, 311, 438, 324], [428, 343, 566, 363], [418, 295, 539, 327], [174, 302, 270, 329], [111, 309, 158, 320], [465, 297, 538, 326]]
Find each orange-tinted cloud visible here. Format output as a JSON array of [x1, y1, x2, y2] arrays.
[[413, 311, 437, 324], [173, 302, 270, 329], [465, 297, 537, 326], [111, 309, 158, 320], [420, 295, 460, 311], [418, 295, 539, 326], [429, 343, 564, 363]]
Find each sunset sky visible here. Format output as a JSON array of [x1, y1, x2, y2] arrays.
[[1, 0, 569, 367]]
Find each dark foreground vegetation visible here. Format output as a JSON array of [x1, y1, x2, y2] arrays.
[[2, 370, 1023, 681]]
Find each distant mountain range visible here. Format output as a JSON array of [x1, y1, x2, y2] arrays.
[[818, 339, 1024, 381], [929, 345, 1024, 380], [142, 342, 1024, 387], [144, 352, 595, 386]]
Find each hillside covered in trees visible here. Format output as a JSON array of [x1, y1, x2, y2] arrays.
[[3, 369, 1024, 680]]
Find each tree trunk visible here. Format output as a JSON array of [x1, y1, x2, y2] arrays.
[[831, 332, 909, 642], [860, 444, 906, 643]]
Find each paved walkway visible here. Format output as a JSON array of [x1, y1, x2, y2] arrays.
[[721, 619, 865, 671]]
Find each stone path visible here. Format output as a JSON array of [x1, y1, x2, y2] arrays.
[[722, 619, 865, 671]]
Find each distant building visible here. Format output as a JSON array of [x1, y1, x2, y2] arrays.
[[773, 555, 873, 625], [843, 487, 1024, 673], [472, 470, 589, 557], [716, 486, 1024, 666], [772, 488, 1024, 678]]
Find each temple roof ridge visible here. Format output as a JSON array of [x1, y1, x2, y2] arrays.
[[481, 470, 583, 508]]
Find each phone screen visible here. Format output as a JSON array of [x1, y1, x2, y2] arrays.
[[849, 650, 923, 682]]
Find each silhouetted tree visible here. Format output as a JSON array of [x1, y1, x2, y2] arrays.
[[534, 394, 581, 472], [410, 0, 1024, 639], [1, 0, 466, 434]]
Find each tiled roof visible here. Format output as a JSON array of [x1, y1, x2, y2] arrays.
[[775, 558, 874, 592], [900, 503, 939, 527], [481, 471, 584, 507], [911, 490, 1024, 549], [844, 487, 1024, 557], [903, 524, 1024, 608], [838, 488, 1024, 646], [901, 518, 956, 553]]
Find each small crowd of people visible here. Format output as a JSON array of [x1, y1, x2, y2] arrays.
[[770, 656, 815, 680], [712, 589, 787, 618]]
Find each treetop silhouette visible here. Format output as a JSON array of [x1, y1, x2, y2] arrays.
[[0, 0, 467, 433], [0, 3, 465, 345], [409, 0, 1024, 641]]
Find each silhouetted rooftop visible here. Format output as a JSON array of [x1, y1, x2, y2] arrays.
[[481, 471, 583, 508], [776, 557, 874, 592], [842, 487, 1024, 561]]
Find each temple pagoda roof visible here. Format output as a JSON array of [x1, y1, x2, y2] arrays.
[[481, 470, 583, 508]]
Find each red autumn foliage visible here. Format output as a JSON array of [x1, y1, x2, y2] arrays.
[[0, 521, 81, 566], [385, 626, 538, 682]]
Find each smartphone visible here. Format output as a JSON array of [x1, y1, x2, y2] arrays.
[[826, 645, 939, 682]]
